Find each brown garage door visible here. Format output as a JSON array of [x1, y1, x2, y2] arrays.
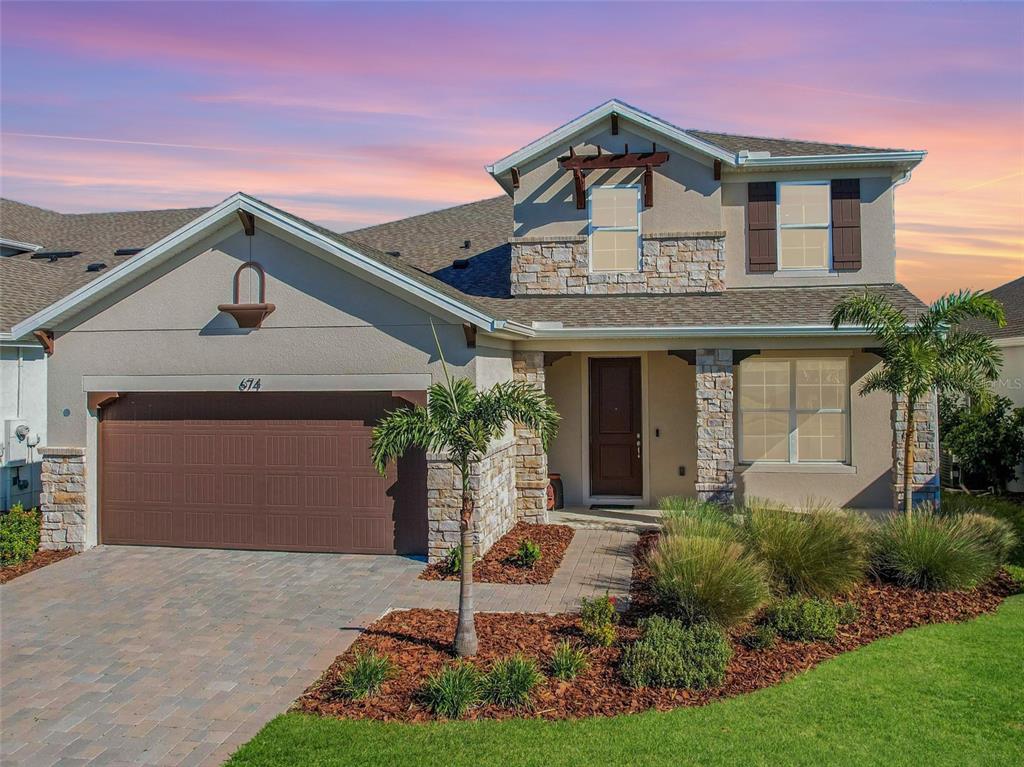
[[99, 392, 426, 555]]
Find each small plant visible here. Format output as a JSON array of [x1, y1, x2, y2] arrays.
[[549, 640, 588, 680], [741, 501, 870, 597], [513, 538, 542, 569], [332, 651, 395, 700], [420, 661, 484, 719], [766, 596, 840, 642], [579, 592, 618, 647], [647, 533, 768, 628], [871, 511, 995, 591], [620, 616, 731, 690], [739, 623, 778, 651], [443, 545, 462, 576], [836, 601, 860, 626], [0, 503, 40, 567], [483, 654, 544, 709]]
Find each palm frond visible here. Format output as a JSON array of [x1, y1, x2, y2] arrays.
[[830, 291, 909, 346], [370, 405, 437, 475], [936, 330, 1004, 384], [473, 380, 561, 450], [914, 289, 1006, 336]]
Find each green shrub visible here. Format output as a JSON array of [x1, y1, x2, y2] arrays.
[[739, 623, 777, 651], [939, 394, 1024, 492], [647, 533, 768, 628], [941, 491, 1024, 565], [513, 538, 542, 569], [0, 503, 40, 567], [620, 616, 731, 690], [332, 651, 395, 700], [955, 513, 1018, 565], [549, 640, 588, 680], [871, 511, 996, 591], [837, 601, 860, 626], [443, 545, 462, 575], [742, 502, 870, 597], [660, 497, 738, 541], [1005, 564, 1024, 591], [766, 597, 840, 641], [579, 592, 618, 647], [483, 654, 544, 709], [420, 662, 483, 718]]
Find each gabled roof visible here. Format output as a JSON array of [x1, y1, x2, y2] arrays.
[[487, 99, 925, 186], [962, 275, 1024, 341]]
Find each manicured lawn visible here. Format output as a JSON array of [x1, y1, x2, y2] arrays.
[[228, 595, 1024, 767]]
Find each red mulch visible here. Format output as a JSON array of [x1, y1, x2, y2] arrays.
[[298, 530, 1017, 722], [420, 522, 574, 584], [0, 549, 76, 584]]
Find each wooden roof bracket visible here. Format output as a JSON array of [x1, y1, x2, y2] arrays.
[[714, 159, 722, 181], [611, 113, 619, 135], [33, 329, 54, 356], [463, 323, 477, 348], [643, 165, 654, 208], [573, 168, 586, 210], [238, 209, 255, 236], [543, 351, 572, 367], [88, 391, 120, 410], [510, 167, 520, 190]]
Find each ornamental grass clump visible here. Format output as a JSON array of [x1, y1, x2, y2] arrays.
[[660, 496, 739, 542], [420, 661, 484, 719], [871, 510, 996, 591], [483, 654, 544, 709], [579, 592, 618, 647], [766, 596, 840, 642], [332, 651, 396, 701], [647, 533, 768, 628], [548, 640, 588, 680], [954, 513, 1018, 568], [741, 500, 871, 598], [620, 615, 731, 690]]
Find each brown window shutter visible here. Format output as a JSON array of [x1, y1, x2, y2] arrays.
[[747, 181, 777, 273], [831, 179, 861, 271]]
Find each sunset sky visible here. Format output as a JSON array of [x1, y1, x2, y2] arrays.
[[1, 1, 1021, 300]]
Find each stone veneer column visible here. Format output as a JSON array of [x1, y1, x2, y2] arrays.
[[38, 447, 87, 551], [891, 391, 940, 509], [694, 349, 735, 504], [513, 351, 549, 524]]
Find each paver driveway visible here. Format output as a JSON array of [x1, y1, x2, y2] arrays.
[[0, 530, 636, 767]]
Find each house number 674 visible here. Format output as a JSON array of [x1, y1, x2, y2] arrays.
[[238, 377, 262, 392]]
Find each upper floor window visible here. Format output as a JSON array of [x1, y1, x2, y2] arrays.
[[778, 182, 830, 270], [589, 185, 640, 272], [739, 357, 849, 463]]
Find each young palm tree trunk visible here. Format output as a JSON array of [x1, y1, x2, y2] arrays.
[[454, 471, 478, 657], [903, 396, 916, 518]]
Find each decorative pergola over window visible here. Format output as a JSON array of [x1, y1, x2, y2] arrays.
[[558, 143, 669, 210]]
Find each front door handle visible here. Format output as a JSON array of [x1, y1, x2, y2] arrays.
[[636, 433, 641, 459]]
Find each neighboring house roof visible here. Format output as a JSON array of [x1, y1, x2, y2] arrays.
[[0, 199, 210, 331], [962, 275, 1024, 341], [486, 99, 925, 187]]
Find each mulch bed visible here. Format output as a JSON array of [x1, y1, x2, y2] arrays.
[[0, 549, 76, 584], [299, 530, 1017, 722], [420, 522, 574, 584]]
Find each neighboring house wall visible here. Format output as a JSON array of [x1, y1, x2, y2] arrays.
[[995, 339, 1024, 492], [721, 171, 897, 288], [0, 342, 47, 509]]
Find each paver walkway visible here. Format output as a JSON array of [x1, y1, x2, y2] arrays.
[[0, 528, 636, 767]]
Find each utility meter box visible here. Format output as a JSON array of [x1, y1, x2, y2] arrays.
[[3, 419, 32, 466]]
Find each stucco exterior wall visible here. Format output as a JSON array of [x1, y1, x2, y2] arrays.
[[45, 228, 481, 447], [995, 339, 1024, 492], [721, 172, 897, 288], [1, 343, 47, 509], [735, 351, 895, 509], [513, 123, 721, 239]]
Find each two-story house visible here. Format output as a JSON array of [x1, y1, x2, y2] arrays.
[[6, 100, 936, 562]]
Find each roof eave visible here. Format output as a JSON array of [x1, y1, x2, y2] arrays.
[[487, 323, 879, 341], [734, 150, 927, 170]]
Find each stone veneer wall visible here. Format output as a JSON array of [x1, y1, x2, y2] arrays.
[[510, 232, 726, 296], [426, 439, 517, 564], [38, 447, 87, 551], [513, 351, 549, 524], [695, 349, 735, 504], [892, 391, 940, 508]]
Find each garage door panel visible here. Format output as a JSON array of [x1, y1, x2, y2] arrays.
[[100, 392, 425, 554]]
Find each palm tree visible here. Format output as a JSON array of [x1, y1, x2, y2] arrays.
[[831, 289, 1005, 516], [370, 328, 559, 656]]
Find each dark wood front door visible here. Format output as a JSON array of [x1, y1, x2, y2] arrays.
[[589, 358, 643, 496], [99, 392, 427, 555]]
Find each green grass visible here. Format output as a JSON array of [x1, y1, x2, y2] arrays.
[[228, 596, 1024, 767]]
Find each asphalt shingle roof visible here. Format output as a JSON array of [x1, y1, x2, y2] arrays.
[[961, 275, 1024, 341], [686, 130, 905, 158]]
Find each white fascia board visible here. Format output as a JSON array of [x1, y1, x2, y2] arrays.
[[0, 237, 43, 252], [10, 193, 500, 339], [490, 323, 877, 340], [486, 99, 736, 178], [736, 151, 927, 169]]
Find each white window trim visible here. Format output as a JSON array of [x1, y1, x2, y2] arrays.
[[776, 181, 832, 273], [587, 184, 642, 273], [737, 357, 850, 465]]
